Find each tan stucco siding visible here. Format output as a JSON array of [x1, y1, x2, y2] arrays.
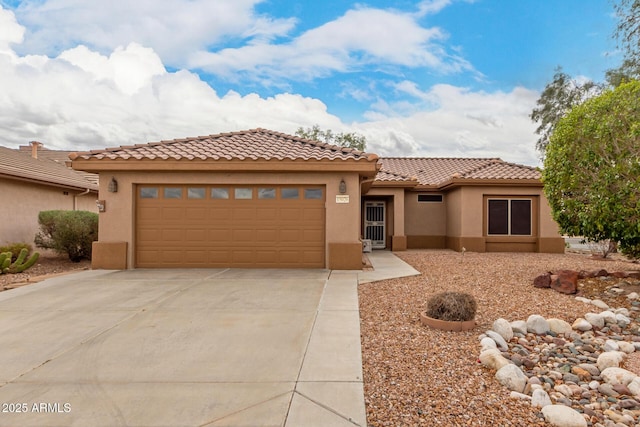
[[446, 185, 563, 253], [404, 192, 447, 236], [96, 171, 363, 269], [1, 178, 98, 245]]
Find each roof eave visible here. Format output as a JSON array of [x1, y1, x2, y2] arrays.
[[370, 180, 419, 188], [438, 178, 543, 191], [71, 157, 379, 173], [0, 173, 99, 192]]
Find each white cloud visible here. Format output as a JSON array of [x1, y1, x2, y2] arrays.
[[190, 7, 474, 82], [358, 84, 541, 165], [12, 0, 295, 65], [0, 5, 541, 167], [0, 6, 24, 54]]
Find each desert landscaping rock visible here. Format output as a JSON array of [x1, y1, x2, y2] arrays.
[[541, 405, 587, 427], [492, 318, 514, 341], [477, 302, 640, 426], [527, 314, 550, 334], [359, 251, 640, 426], [496, 364, 527, 393]]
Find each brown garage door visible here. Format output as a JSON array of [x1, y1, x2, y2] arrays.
[[136, 185, 325, 268]]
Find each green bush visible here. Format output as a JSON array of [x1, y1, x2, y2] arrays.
[[0, 242, 33, 262], [34, 210, 98, 262], [426, 292, 477, 322]]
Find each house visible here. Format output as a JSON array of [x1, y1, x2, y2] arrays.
[[69, 128, 564, 270], [0, 142, 99, 246]]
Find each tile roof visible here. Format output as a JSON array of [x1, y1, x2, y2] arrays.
[[0, 146, 98, 191], [71, 128, 379, 163], [378, 157, 540, 187], [16, 147, 99, 185]]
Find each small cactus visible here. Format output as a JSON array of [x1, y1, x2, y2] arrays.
[[2, 248, 39, 274], [0, 252, 11, 271]]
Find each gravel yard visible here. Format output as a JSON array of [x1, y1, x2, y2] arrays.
[[358, 250, 640, 426], [0, 254, 90, 290]]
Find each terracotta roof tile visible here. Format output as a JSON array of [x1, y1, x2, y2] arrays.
[[73, 128, 378, 163], [378, 158, 540, 187], [0, 146, 98, 190]]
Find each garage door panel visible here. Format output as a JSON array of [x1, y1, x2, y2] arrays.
[[161, 229, 184, 242], [256, 229, 277, 242], [137, 185, 325, 268], [233, 229, 253, 242], [185, 208, 207, 220], [210, 208, 232, 220], [280, 208, 301, 221], [162, 208, 184, 220], [233, 208, 256, 221], [208, 229, 232, 241], [303, 208, 324, 221], [186, 229, 207, 241], [303, 229, 324, 242]]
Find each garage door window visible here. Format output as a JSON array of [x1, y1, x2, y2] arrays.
[[258, 188, 276, 199], [140, 187, 158, 199], [211, 188, 229, 199], [187, 187, 205, 199], [281, 188, 299, 199], [235, 188, 253, 199], [304, 188, 323, 199], [164, 187, 182, 199]]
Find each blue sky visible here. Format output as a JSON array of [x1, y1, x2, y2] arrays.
[[0, 0, 620, 165]]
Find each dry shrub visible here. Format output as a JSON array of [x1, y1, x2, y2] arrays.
[[426, 291, 477, 321]]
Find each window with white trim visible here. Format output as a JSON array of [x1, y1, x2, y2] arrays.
[[487, 199, 531, 235]]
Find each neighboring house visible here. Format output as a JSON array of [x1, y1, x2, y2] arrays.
[[70, 128, 564, 270], [0, 142, 99, 246]]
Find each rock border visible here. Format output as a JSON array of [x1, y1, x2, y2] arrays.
[[478, 295, 640, 427]]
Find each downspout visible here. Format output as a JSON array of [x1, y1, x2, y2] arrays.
[[74, 189, 91, 211]]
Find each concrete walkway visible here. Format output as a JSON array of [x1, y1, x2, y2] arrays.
[[0, 251, 419, 427]]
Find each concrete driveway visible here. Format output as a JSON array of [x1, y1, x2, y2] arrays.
[[0, 268, 367, 427]]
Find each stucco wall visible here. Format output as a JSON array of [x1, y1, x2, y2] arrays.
[[404, 192, 447, 236], [0, 178, 98, 245], [95, 171, 363, 269], [447, 185, 563, 253]]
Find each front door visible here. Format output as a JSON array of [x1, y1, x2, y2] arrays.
[[364, 201, 386, 249]]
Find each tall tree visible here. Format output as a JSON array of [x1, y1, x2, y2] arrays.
[[530, 67, 602, 158], [295, 125, 367, 151], [542, 80, 640, 258]]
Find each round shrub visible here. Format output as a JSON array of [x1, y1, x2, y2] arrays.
[[425, 292, 477, 322]]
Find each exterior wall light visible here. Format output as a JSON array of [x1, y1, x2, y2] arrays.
[[108, 177, 118, 193], [339, 179, 347, 194]]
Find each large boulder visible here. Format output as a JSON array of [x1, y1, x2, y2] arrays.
[[533, 272, 552, 288], [550, 270, 579, 294]]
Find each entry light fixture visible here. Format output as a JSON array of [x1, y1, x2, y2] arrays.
[[108, 177, 118, 193], [339, 179, 347, 194]]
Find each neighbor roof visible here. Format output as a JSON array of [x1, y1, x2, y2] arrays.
[[0, 146, 98, 191], [71, 128, 379, 163], [378, 157, 541, 188]]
